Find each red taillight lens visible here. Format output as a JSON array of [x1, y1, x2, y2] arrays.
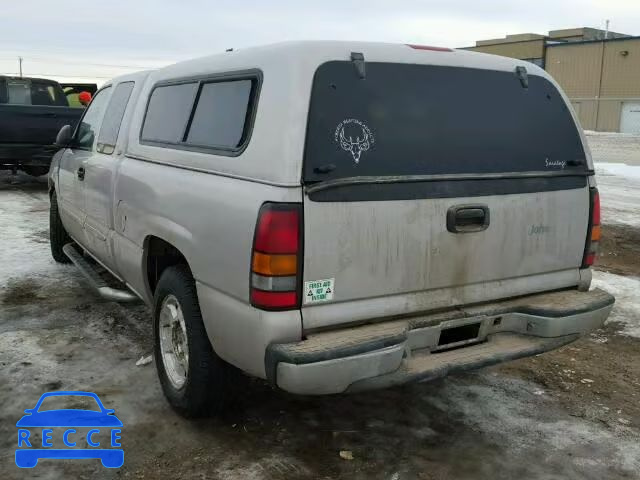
[[584, 252, 597, 266], [254, 209, 299, 254], [582, 188, 600, 267], [250, 203, 302, 311], [250, 290, 297, 309], [592, 190, 601, 226]]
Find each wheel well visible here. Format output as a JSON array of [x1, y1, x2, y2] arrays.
[[145, 236, 189, 295]]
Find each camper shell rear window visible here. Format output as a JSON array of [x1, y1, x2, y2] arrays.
[[303, 62, 587, 186]]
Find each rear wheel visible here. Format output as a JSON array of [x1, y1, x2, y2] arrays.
[[153, 265, 238, 417], [49, 191, 71, 263]]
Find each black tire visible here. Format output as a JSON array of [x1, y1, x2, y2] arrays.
[[153, 265, 237, 417], [50, 191, 71, 263]]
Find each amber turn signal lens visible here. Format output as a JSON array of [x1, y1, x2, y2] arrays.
[[252, 252, 297, 276], [591, 225, 601, 242]]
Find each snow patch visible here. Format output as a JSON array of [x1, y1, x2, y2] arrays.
[[592, 271, 640, 339], [0, 189, 84, 298], [587, 133, 640, 167], [585, 130, 640, 138], [443, 375, 640, 472], [593, 163, 640, 227], [595, 162, 640, 180]]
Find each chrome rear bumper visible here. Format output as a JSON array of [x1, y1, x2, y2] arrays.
[[266, 288, 614, 395]]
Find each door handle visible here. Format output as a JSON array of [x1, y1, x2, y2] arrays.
[[447, 204, 490, 233], [77, 167, 85, 181]]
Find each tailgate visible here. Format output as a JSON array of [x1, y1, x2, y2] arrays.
[[300, 60, 591, 329]]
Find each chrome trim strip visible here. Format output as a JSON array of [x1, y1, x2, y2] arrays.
[[306, 169, 594, 194]]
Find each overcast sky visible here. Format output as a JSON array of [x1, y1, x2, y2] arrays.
[[1, 0, 638, 85]]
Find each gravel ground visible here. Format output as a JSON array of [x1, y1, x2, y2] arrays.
[[587, 131, 640, 167], [1, 135, 639, 479]]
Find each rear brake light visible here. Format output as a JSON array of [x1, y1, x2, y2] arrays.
[[250, 203, 302, 310], [592, 189, 601, 225], [254, 209, 299, 253], [582, 188, 600, 267], [407, 44, 453, 52], [250, 290, 297, 309]]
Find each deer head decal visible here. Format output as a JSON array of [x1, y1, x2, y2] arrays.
[[339, 126, 370, 164]]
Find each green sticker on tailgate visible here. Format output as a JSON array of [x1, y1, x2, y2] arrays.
[[304, 278, 335, 304]]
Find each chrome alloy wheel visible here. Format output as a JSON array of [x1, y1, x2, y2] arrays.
[[159, 294, 189, 389]]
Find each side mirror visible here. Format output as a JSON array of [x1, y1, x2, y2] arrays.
[[55, 125, 73, 147], [23, 409, 33, 414]]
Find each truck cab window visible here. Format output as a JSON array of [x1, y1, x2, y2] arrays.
[[4, 79, 68, 106], [97, 82, 135, 154], [30, 84, 55, 106], [7, 81, 30, 104], [75, 87, 112, 150]]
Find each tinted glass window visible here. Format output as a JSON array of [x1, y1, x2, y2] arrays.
[[141, 83, 197, 143], [3, 79, 68, 106], [304, 62, 586, 183], [186, 80, 252, 148], [7, 81, 31, 104], [32, 84, 57, 106], [75, 87, 112, 150], [97, 81, 135, 153]]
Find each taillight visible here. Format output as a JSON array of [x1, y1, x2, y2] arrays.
[[250, 203, 302, 310], [582, 188, 600, 267]]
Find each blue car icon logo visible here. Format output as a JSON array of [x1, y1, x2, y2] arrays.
[[16, 391, 123, 468]]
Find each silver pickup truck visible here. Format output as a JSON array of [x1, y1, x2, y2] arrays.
[[48, 41, 614, 417]]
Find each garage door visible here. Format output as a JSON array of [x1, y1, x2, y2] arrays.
[[620, 102, 640, 134]]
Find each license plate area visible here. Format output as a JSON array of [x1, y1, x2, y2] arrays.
[[432, 321, 482, 352]]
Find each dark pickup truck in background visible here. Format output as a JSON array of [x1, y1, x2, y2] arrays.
[[0, 76, 95, 176]]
